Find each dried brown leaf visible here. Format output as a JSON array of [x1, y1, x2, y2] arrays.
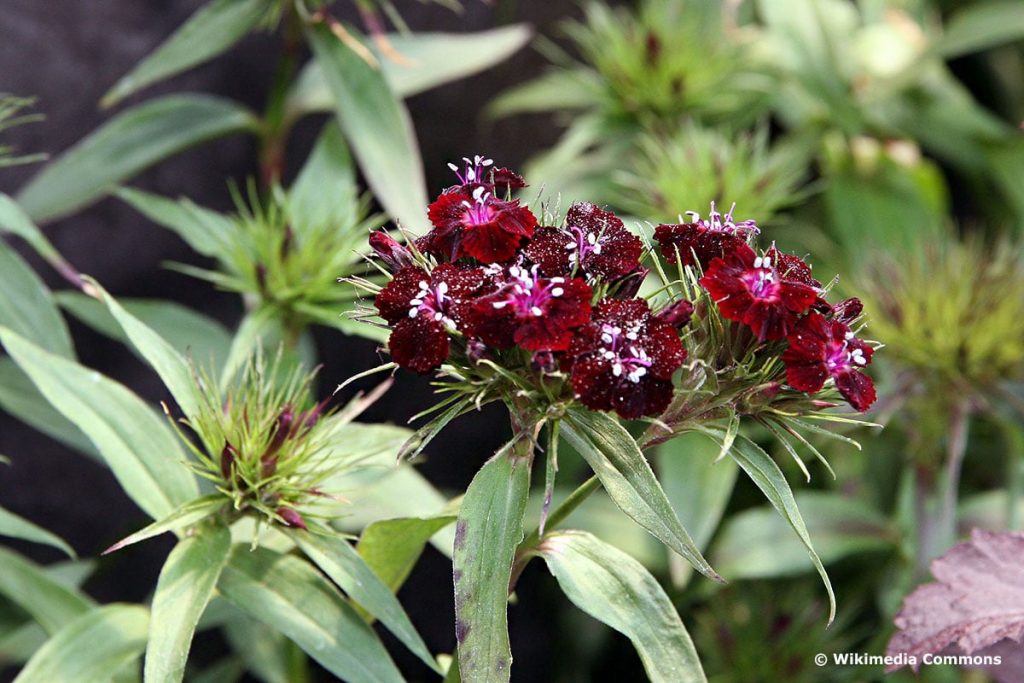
[[886, 529, 1024, 678]]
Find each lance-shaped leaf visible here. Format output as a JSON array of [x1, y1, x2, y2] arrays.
[[13, 604, 149, 683], [935, 1, 1024, 59], [116, 187, 236, 259], [56, 291, 232, 374], [453, 448, 531, 683], [102, 0, 276, 107], [0, 547, 94, 635], [0, 193, 65, 269], [538, 530, 707, 683], [288, 25, 532, 112], [0, 358, 96, 458], [218, 546, 404, 683], [16, 94, 258, 223], [657, 433, 738, 587], [712, 492, 894, 579], [728, 435, 836, 624], [287, 121, 359, 241], [0, 328, 198, 520], [145, 525, 232, 683], [292, 530, 440, 673], [306, 22, 427, 232], [356, 515, 456, 594], [0, 240, 73, 359], [89, 280, 202, 418], [221, 609, 291, 683], [105, 495, 225, 554], [886, 529, 1024, 680], [0, 507, 76, 559], [562, 408, 722, 582]]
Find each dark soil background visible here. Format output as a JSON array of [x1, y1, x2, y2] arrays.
[[0, 1, 636, 681]]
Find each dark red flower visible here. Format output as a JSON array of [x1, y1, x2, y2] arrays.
[[375, 264, 487, 373], [699, 242, 818, 341], [446, 155, 526, 194], [654, 202, 759, 268], [424, 186, 537, 263], [567, 298, 687, 419], [466, 264, 592, 351], [782, 312, 876, 411], [524, 202, 641, 280]]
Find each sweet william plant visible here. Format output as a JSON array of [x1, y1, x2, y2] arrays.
[[355, 157, 880, 682]]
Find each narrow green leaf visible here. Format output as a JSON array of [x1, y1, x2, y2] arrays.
[[288, 25, 532, 113], [218, 546, 404, 683], [562, 408, 722, 582], [56, 291, 232, 374], [116, 187, 235, 259], [453, 449, 531, 683], [935, 1, 1024, 58], [0, 194, 64, 270], [221, 609, 290, 683], [0, 548, 94, 636], [728, 435, 836, 623], [13, 604, 149, 683], [102, 0, 275, 106], [293, 530, 441, 673], [0, 328, 198, 520], [191, 657, 245, 683], [356, 515, 456, 594], [89, 280, 202, 418], [17, 95, 258, 223], [487, 69, 599, 119], [145, 526, 232, 683], [306, 23, 427, 232], [0, 358, 96, 458], [539, 530, 707, 683], [105, 495, 224, 554], [218, 307, 316, 390], [0, 507, 76, 559], [379, 26, 531, 98], [0, 240, 73, 358], [657, 433, 738, 587], [287, 120, 359, 240], [712, 492, 894, 578]]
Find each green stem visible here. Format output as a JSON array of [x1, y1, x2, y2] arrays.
[[258, 5, 301, 188], [509, 475, 600, 591]]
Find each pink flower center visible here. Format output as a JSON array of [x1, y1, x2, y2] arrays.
[[741, 256, 780, 300], [447, 155, 494, 186], [408, 279, 456, 328], [491, 265, 566, 318], [685, 200, 760, 236], [826, 333, 868, 374], [564, 225, 604, 269], [461, 186, 496, 226], [598, 323, 652, 383]]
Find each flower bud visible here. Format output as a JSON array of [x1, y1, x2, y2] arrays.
[[467, 339, 489, 364], [369, 231, 414, 272], [277, 507, 307, 529], [610, 265, 649, 299], [831, 297, 863, 325], [654, 300, 695, 329], [220, 442, 238, 481], [261, 406, 294, 478], [531, 350, 557, 374]]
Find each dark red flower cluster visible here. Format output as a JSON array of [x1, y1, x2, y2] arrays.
[[370, 158, 684, 419], [368, 159, 875, 417], [651, 203, 875, 412]]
